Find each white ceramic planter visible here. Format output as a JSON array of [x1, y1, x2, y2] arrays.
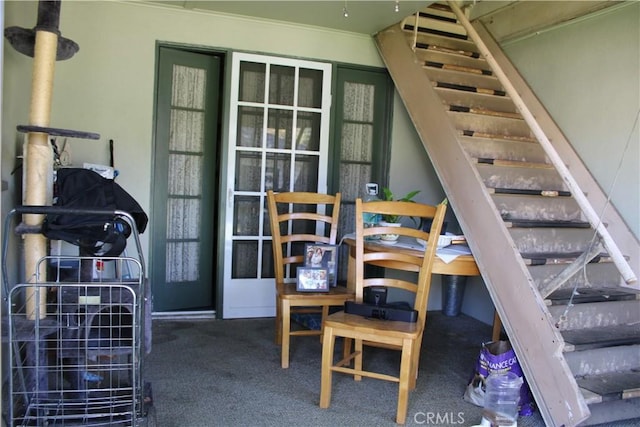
[[378, 220, 401, 244]]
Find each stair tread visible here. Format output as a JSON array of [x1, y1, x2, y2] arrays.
[[580, 386, 603, 404], [403, 23, 468, 41], [415, 10, 466, 36], [460, 129, 537, 143], [416, 48, 488, 73], [576, 371, 640, 401], [449, 105, 522, 119], [521, 251, 608, 259], [403, 27, 477, 54], [506, 219, 591, 228], [403, 11, 468, 38], [460, 137, 549, 165], [549, 287, 640, 305], [415, 42, 480, 59], [425, 60, 493, 76], [435, 86, 519, 115], [425, 67, 504, 94], [520, 252, 611, 266], [452, 114, 532, 137], [476, 157, 552, 168], [562, 323, 640, 351], [433, 81, 506, 96], [489, 187, 571, 197], [419, 10, 458, 25]]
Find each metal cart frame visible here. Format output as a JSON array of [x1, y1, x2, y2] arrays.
[[2, 207, 153, 426]]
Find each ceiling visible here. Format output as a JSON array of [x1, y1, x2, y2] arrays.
[[140, 1, 622, 40], [140, 1, 434, 35]]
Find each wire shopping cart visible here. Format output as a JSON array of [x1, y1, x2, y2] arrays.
[[2, 206, 155, 426]]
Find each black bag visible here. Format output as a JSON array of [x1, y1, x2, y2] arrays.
[[344, 301, 418, 322], [42, 168, 148, 257]]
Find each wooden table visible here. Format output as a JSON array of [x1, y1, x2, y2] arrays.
[[343, 236, 501, 341]]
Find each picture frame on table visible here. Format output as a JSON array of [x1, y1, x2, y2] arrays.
[[296, 267, 329, 292], [304, 243, 338, 287]]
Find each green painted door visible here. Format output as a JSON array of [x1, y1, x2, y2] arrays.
[[330, 66, 394, 283], [151, 47, 221, 312]]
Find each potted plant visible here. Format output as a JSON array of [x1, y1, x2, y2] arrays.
[[380, 187, 420, 224], [378, 188, 420, 244]]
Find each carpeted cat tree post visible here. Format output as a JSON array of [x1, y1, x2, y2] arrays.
[[5, 0, 96, 319]]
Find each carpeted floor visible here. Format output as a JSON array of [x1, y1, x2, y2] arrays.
[[144, 312, 636, 427]]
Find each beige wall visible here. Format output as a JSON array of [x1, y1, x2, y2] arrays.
[[1, 0, 437, 259], [503, 2, 639, 238], [3, 1, 446, 312]]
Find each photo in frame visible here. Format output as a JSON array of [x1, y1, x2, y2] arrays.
[[296, 267, 329, 292], [304, 243, 338, 287]]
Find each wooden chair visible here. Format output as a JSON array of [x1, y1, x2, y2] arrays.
[[266, 190, 355, 369], [319, 198, 447, 424]]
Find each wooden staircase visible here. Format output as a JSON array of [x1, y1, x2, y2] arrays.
[[375, 2, 640, 426]]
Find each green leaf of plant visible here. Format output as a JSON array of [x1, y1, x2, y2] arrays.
[[382, 187, 394, 201], [399, 190, 420, 202]]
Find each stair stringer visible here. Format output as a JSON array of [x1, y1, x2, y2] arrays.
[[469, 21, 640, 288], [375, 25, 590, 426]]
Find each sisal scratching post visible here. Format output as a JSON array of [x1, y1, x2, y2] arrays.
[[24, 18, 58, 320], [5, 1, 82, 319]]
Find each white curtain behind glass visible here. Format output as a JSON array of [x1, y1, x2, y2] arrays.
[[166, 65, 206, 282]]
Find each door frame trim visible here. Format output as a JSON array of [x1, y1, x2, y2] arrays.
[[221, 51, 333, 319]]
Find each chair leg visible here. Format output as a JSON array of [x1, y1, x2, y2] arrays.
[[275, 295, 282, 345], [409, 336, 423, 390], [342, 337, 352, 363], [396, 339, 413, 425], [319, 325, 336, 409], [354, 339, 363, 382], [281, 301, 291, 369], [320, 305, 329, 342], [409, 355, 418, 390]]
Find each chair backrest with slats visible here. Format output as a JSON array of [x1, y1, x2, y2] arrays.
[[355, 198, 447, 327], [267, 191, 341, 288]]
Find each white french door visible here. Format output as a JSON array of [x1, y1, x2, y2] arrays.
[[223, 53, 332, 318]]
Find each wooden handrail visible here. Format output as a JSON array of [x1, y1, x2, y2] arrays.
[[447, 1, 637, 284]]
